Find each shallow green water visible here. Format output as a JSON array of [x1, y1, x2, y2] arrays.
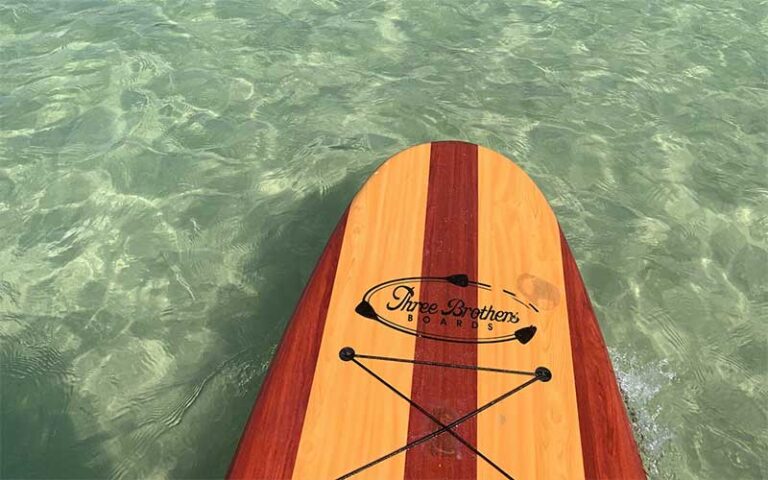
[[1, 0, 766, 478]]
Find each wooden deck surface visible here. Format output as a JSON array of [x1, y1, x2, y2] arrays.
[[228, 142, 645, 480]]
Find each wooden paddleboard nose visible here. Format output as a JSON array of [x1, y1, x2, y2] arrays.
[[228, 141, 646, 480]]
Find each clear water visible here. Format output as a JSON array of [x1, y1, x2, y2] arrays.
[[1, 1, 766, 478]]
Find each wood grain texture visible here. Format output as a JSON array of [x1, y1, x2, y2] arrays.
[[227, 209, 348, 480], [228, 142, 645, 480], [290, 144, 431, 479], [561, 229, 646, 480], [477, 147, 585, 480], [404, 141, 478, 480]]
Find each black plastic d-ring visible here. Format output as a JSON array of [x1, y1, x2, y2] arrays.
[[535, 367, 552, 382], [339, 347, 356, 361]]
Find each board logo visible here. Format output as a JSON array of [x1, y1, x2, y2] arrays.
[[355, 274, 539, 344]]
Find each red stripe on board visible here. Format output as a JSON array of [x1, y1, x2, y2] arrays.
[[560, 228, 647, 480], [404, 142, 479, 480], [227, 211, 349, 480]]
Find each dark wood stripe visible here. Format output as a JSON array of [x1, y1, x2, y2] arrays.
[[404, 141, 479, 480], [227, 210, 349, 480], [560, 228, 647, 480]]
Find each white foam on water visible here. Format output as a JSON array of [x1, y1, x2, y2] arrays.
[[610, 349, 676, 478]]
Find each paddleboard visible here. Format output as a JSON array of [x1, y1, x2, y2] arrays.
[[228, 141, 645, 479]]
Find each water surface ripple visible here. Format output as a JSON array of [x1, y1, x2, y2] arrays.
[[1, 0, 766, 478]]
